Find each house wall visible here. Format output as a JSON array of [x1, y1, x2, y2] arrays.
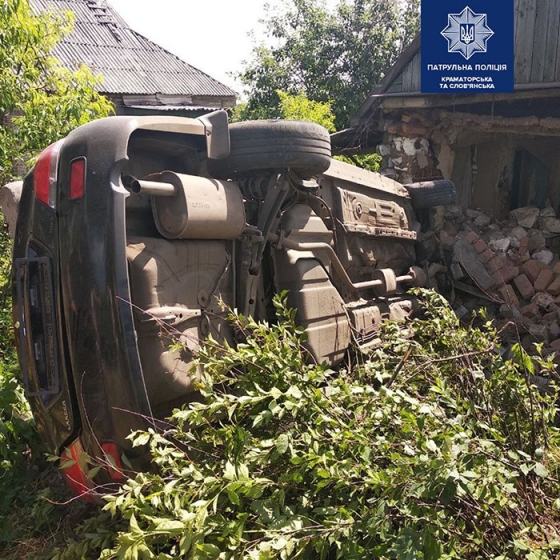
[[376, 115, 560, 219]]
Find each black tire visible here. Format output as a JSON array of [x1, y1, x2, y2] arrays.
[[404, 179, 457, 209], [207, 120, 332, 179]]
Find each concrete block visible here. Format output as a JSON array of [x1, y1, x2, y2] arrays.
[[510, 226, 527, 240], [539, 217, 560, 234], [509, 206, 540, 229], [474, 213, 492, 227], [488, 238, 510, 253], [532, 250, 554, 266], [454, 239, 497, 292], [532, 292, 556, 311], [540, 206, 556, 217]]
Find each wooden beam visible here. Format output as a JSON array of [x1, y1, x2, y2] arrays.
[[438, 111, 560, 136], [380, 87, 560, 110]]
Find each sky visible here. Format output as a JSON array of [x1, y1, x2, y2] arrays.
[[107, 0, 268, 94]]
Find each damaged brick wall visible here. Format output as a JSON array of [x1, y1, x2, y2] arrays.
[[424, 203, 560, 361]]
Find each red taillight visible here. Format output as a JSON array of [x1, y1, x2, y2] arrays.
[[60, 438, 95, 503], [33, 140, 64, 207], [69, 158, 86, 200], [101, 442, 126, 481]]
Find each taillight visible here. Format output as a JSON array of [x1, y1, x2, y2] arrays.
[[60, 438, 95, 503], [33, 140, 64, 208], [69, 158, 86, 200], [101, 442, 126, 481]]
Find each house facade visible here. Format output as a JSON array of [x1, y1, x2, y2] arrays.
[[30, 0, 236, 116], [332, 0, 560, 219]]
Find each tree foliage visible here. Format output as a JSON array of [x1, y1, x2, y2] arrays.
[[0, 0, 113, 185], [238, 0, 420, 129], [49, 292, 560, 559], [233, 91, 336, 132]]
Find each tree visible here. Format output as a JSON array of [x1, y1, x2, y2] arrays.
[[0, 0, 113, 185], [232, 90, 336, 132], [237, 0, 420, 130]]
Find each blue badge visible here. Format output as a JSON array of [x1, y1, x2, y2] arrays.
[[421, 1, 514, 93]]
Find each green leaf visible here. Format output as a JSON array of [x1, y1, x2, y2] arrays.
[[534, 462, 548, 478], [197, 543, 221, 557], [275, 433, 289, 455]]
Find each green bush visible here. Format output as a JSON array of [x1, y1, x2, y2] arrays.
[[50, 291, 560, 559]]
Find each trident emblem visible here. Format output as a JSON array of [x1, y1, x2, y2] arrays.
[[460, 24, 474, 44]]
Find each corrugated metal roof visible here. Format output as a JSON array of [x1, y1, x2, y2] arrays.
[[29, 0, 236, 100]]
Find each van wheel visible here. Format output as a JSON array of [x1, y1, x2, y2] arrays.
[[207, 120, 332, 179], [404, 179, 457, 209]]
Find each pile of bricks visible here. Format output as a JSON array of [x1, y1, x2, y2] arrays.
[[425, 204, 560, 357]]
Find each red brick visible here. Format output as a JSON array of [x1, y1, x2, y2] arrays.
[[520, 303, 539, 318], [492, 272, 506, 287], [513, 274, 536, 301], [544, 311, 558, 324], [499, 266, 520, 284], [487, 257, 505, 274], [474, 239, 488, 254], [498, 285, 519, 307], [521, 260, 542, 283], [549, 322, 560, 339], [519, 236, 529, 256], [534, 268, 555, 292], [550, 338, 560, 351], [478, 248, 495, 264], [465, 231, 480, 244], [548, 276, 560, 296], [493, 265, 519, 286]]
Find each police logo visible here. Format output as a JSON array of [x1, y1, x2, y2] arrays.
[[441, 6, 494, 60]]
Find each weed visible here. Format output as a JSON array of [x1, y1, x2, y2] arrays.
[[46, 291, 560, 559]]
